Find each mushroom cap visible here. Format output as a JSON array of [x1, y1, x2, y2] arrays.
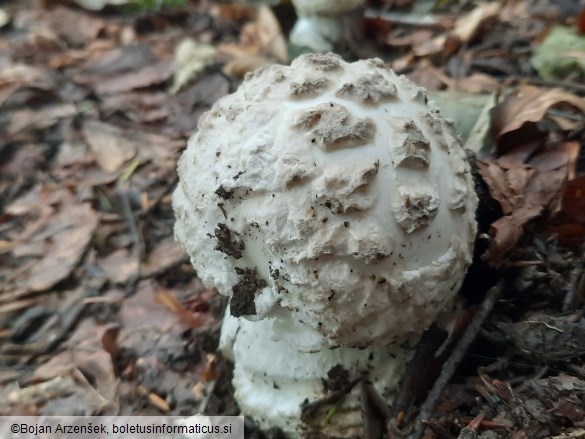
[[173, 53, 478, 348], [291, 0, 365, 17]]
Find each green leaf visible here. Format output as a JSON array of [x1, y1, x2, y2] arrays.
[[531, 25, 585, 81]]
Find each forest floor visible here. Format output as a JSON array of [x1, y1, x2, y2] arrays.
[[0, 0, 585, 438]]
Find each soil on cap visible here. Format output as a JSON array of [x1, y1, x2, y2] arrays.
[[214, 223, 245, 259], [230, 267, 267, 317]]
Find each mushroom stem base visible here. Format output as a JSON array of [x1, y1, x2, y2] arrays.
[[219, 311, 411, 438]]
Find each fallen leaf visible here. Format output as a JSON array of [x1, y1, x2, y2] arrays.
[[478, 148, 570, 266], [428, 91, 494, 144], [0, 143, 47, 178], [0, 8, 10, 28], [407, 61, 449, 90], [463, 93, 498, 153], [8, 104, 76, 137], [0, 64, 55, 107], [22, 203, 99, 293], [170, 39, 216, 94], [222, 54, 273, 78], [531, 26, 585, 81], [83, 120, 137, 173], [414, 2, 500, 57], [119, 280, 191, 351], [178, 73, 230, 108], [549, 175, 585, 245], [99, 238, 188, 284], [47, 7, 104, 46], [451, 2, 501, 42], [243, 6, 287, 63], [450, 73, 500, 94], [83, 120, 183, 173], [218, 5, 287, 77], [211, 2, 256, 22], [155, 290, 207, 328], [92, 59, 175, 95], [81, 43, 157, 76], [98, 248, 140, 284], [142, 238, 188, 278], [491, 85, 585, 153]]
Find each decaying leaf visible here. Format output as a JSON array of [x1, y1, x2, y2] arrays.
[[478, 139, 578, 266], [21, 203, 99, 293], [170, 39, 216, 94], [549, 175, 585, 245], [219, 5, 287, 78], [532, 26, 585, 81], [8, 104, 76, 138], [46, 7, 105, 46], [83, 120, 138, 173], [414, 2, 500, 57], [491, 85, 585, 153], [0, 64, 56, 107], [92, 60, 175, 95], [480, 86, 585, 262]]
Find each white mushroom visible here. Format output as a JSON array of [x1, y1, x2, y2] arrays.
[[289, 0, 365, 52], [173, 53, 478, 438]]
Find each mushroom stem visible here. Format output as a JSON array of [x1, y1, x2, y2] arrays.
[[289, 0, 365, 52], [289, 16, 344, 52], [220, 309, 411, 438]]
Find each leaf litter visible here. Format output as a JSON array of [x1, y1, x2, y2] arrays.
[[0, 0, 585, 437]]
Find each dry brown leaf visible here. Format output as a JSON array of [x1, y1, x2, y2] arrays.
[[222, 55, 273, 79], [170, 39, 216, 94], [0, 64, 55, 107], [491, 85, 585, 152], [81, 43, 156, 76], [413, 34, 447, 58], [242, 6, 287, 63], [218, 6, 287, 78], [98, 248, 140, 284], [29, 317, 119, 415], [99, 239, 186, 285], [142, 238, 188, 278], [92, 59, 175, 95], [414, 2, 500, 57], [450, 73, 500, 94], [47, 7, 104, 46], [451, 2, 501, 42], [83, 120, 137, 173], [406, 60, 449, 90], [22, 203, 99, 293], [0, 143, 46, 178], [155, 290, 207, 328], [83, 120, 183, 173], [549, 175, 585, 245], [8, 104, 76, 137], [478, 145, 571, 266], [211, 2, 256, 22]]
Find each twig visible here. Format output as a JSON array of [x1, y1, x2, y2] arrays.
[[564, 267, 585, 313], [361, 380, 387, 439], [138, 175, 178, 219], [456, 412, 485, 439], [389, 327, 446, 425], [409, 282, 503, 439], [512, 76, 585, 94], [300, 375, 364, 423], [117, 179, 144, 293]]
